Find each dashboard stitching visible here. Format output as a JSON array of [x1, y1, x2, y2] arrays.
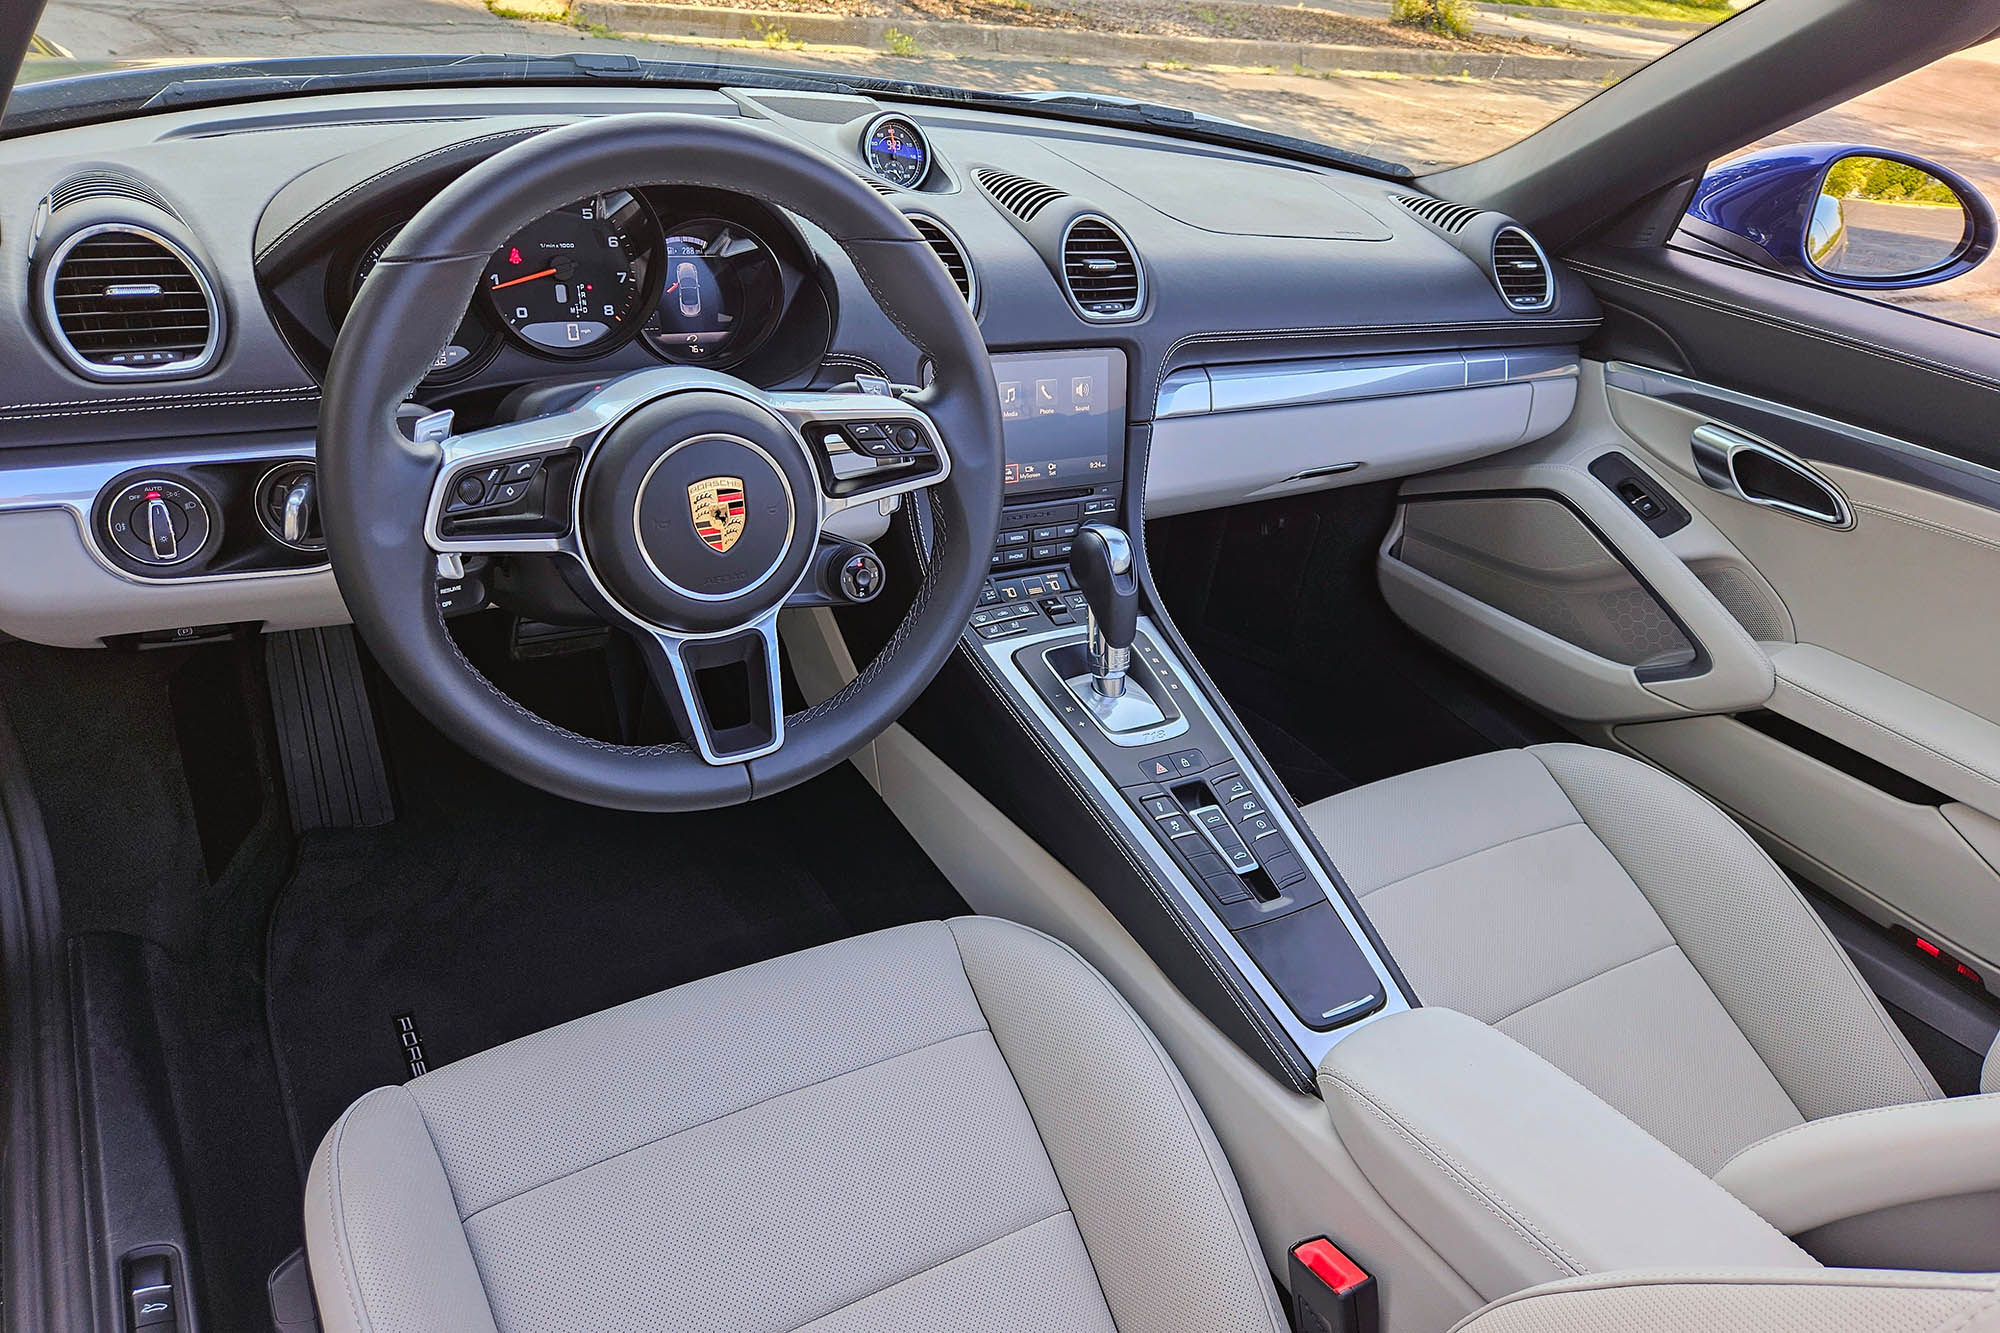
[[1569, 261, 2000, 396], [0, 388, 320, 418], [256, 125, 559, 265]]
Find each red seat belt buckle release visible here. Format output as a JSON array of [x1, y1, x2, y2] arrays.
[[1289, 1237, 1378, 1333]]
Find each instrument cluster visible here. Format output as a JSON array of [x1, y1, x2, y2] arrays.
[[328, 185, 812, 386]]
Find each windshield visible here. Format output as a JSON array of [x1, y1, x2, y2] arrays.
[[18, 0, 1751, 169]]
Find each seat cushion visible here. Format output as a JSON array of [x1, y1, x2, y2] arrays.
[[1302, 744, 1939, 1172], [305, 917, 1287, 1333]]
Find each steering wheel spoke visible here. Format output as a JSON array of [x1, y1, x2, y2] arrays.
[[770, 390, 953, 521], [626, 611, 787, 765], [424, 409, 596, 557]]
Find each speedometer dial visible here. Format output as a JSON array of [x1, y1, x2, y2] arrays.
[[484, 191, 659, 357], [862, 115, 931, 189]]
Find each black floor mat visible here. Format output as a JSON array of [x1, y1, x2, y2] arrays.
[[1149, 484, 1566, 804], [264, 677, 966, 1168]]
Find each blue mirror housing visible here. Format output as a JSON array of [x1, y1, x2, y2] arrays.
[[1685, 142, 1994, 290]]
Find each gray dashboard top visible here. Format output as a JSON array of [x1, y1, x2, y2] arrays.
[[0, 83, 1597, 450]]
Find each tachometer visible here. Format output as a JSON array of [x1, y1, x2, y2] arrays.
[[484, 192, 658, 357], [862, 115, 931, 190], [640, 219, 784, 367]]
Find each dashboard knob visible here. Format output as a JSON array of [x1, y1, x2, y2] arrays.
[[103, 477, 211, 568]]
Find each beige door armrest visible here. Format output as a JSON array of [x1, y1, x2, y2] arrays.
[[1768, 643, 2000, 823], [1714, 1092, 2000, 1236], [1319, 1008, 1812, 1303]]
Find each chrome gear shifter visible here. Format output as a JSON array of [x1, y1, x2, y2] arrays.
[[1072, 523, 1139, 699]]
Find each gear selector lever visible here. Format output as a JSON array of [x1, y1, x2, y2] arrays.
[[1072, 523, 1138, 698]]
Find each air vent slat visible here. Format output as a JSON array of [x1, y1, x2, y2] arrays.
[[975, 168, 1067, 223], [1394, 193, 1483, 235], [42, 225, 218, 377], [1061, 216, 1142, 322], [1490, 226, 1555, 312], [906, 215, 976, 307]]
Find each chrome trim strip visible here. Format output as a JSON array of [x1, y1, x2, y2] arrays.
[[981, 615, 1411, 1067], [0, 436, 328, 586], [1154, 347, 1578, 419]]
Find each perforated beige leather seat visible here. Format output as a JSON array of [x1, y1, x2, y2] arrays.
[[1301, 742, 1990, 1174], [304, 917, 1289, 1333], [305, 911, 2000, 1333]]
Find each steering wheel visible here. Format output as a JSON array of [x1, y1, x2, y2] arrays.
[[318, 115, 1003, 811]]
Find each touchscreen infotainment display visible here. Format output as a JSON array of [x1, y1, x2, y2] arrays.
[[992, 349, 1126, 495]]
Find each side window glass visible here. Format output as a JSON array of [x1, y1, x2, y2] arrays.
[[1682, 36, 2000, 337]]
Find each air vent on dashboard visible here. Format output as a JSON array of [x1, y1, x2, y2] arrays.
[[906, 214, 976, 307], [1061, 215, 1142, 321], [1394, 193, 1482, 234], [975, 168, 1067, 222], [43, 171, 179, 220], [44, 225, 220, 378], [1490, 225, 1555, 311]]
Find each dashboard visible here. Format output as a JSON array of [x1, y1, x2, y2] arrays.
[[0, 83, 1598, 647]]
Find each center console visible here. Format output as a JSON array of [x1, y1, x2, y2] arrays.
[[957, 349, 1411, 1071]]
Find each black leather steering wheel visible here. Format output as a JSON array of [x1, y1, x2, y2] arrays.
[[318, 115, 1003, 811]]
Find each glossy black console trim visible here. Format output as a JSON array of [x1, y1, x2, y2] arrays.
[[1127, 422, 1422, 1012]]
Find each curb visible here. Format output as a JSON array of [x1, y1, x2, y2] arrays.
[[573, 0, 1640, 78], [1470, 1, 1712, 35]]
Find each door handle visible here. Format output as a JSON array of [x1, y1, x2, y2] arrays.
[[1689, 424, 1854, 529]]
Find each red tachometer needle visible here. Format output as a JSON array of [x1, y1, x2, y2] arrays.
[[489, 266, 557, 291]]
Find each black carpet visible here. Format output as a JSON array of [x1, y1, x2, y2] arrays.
[[1148, 484, 1565, 804], [265, 674, 966, 1164]]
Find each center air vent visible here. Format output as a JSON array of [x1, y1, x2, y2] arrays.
[[975, 168, 1067, 223], [43, 225, 220, 379], [1060, 215, 1143, 322], [1394, 193, 1482, 235], [906, 214, 976, 308], [1490, 225, 1555, 312]]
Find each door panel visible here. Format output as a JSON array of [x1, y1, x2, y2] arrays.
[[1379, 354, 2000, 991], [1604, 377, 2000, 722]]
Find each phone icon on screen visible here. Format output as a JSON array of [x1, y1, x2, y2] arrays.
[[1035, 379, 1058, 415]]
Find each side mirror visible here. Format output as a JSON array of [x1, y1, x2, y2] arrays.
[[1684, 143, 1994, 290]]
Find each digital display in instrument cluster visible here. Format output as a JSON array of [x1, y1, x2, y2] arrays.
[[991, 349, 1127, 493], [640, 218, 785, 367]]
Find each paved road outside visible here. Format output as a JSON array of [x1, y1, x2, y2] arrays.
[[27, 0, 2000, 329]]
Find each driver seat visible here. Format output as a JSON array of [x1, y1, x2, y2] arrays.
[[303, 917, 1290, 1333]]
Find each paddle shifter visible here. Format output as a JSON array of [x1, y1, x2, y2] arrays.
[[1072, 523, 1139, 699]]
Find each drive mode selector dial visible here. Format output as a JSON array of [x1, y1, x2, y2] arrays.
[[104, 477, 211, 566]]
